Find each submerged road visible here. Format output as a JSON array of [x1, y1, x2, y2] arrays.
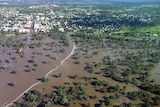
[[4, 41, 76, 107]]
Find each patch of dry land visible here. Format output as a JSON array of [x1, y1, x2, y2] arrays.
[[1, 31, 160, 107]]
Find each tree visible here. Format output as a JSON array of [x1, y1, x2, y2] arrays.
[[58, 72, 63, 78], [88, 103, 94, 107], [42, 60, 49, 64], [127, 91, 140, 100], [142, 102, 152, 107], [61, 96, 69, 106], [152, 96, 160, 106], [104, 98, 112, 105], [41, 77, 49, 82], [100, 102, 105, 107], [8, 82, 16, 87], [123, 70, 131, 76]]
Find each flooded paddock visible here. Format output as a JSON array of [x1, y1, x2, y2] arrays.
[[0, 35, 73, 105]]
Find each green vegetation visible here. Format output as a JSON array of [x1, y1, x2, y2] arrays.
[[15, 82, 88, 106], [123, 25, 160, 34], [5, 34, 16, 37], [8, 82, 16, 87]]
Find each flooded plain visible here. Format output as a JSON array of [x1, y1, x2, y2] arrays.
[[0, 35, 73, 105], [1, 34, 160, 107], [27, 44, 140, 107]]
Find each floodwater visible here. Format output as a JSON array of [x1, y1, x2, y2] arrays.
[[151, 63, 160, 84], [31, 45, 139, 107], [0, 35, 73, 105]]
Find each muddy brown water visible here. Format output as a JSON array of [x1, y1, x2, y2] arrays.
[[29, 47, 139, 107], [0, 36, 73, 105], [2, 38, 142, 106], [151, 63, 160, 84]]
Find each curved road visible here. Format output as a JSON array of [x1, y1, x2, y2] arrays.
[[4, 42, 76, 107]]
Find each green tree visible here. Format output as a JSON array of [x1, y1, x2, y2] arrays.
[[104, 98, 112, 105]]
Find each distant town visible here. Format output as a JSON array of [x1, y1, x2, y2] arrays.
[[0, 3, 156, 36], [0, 4, 66, 35]]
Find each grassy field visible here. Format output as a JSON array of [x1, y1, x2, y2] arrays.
[[115, 24, 160, 38], [122, 25, 160, 34], [137, 25, 160, 33]]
